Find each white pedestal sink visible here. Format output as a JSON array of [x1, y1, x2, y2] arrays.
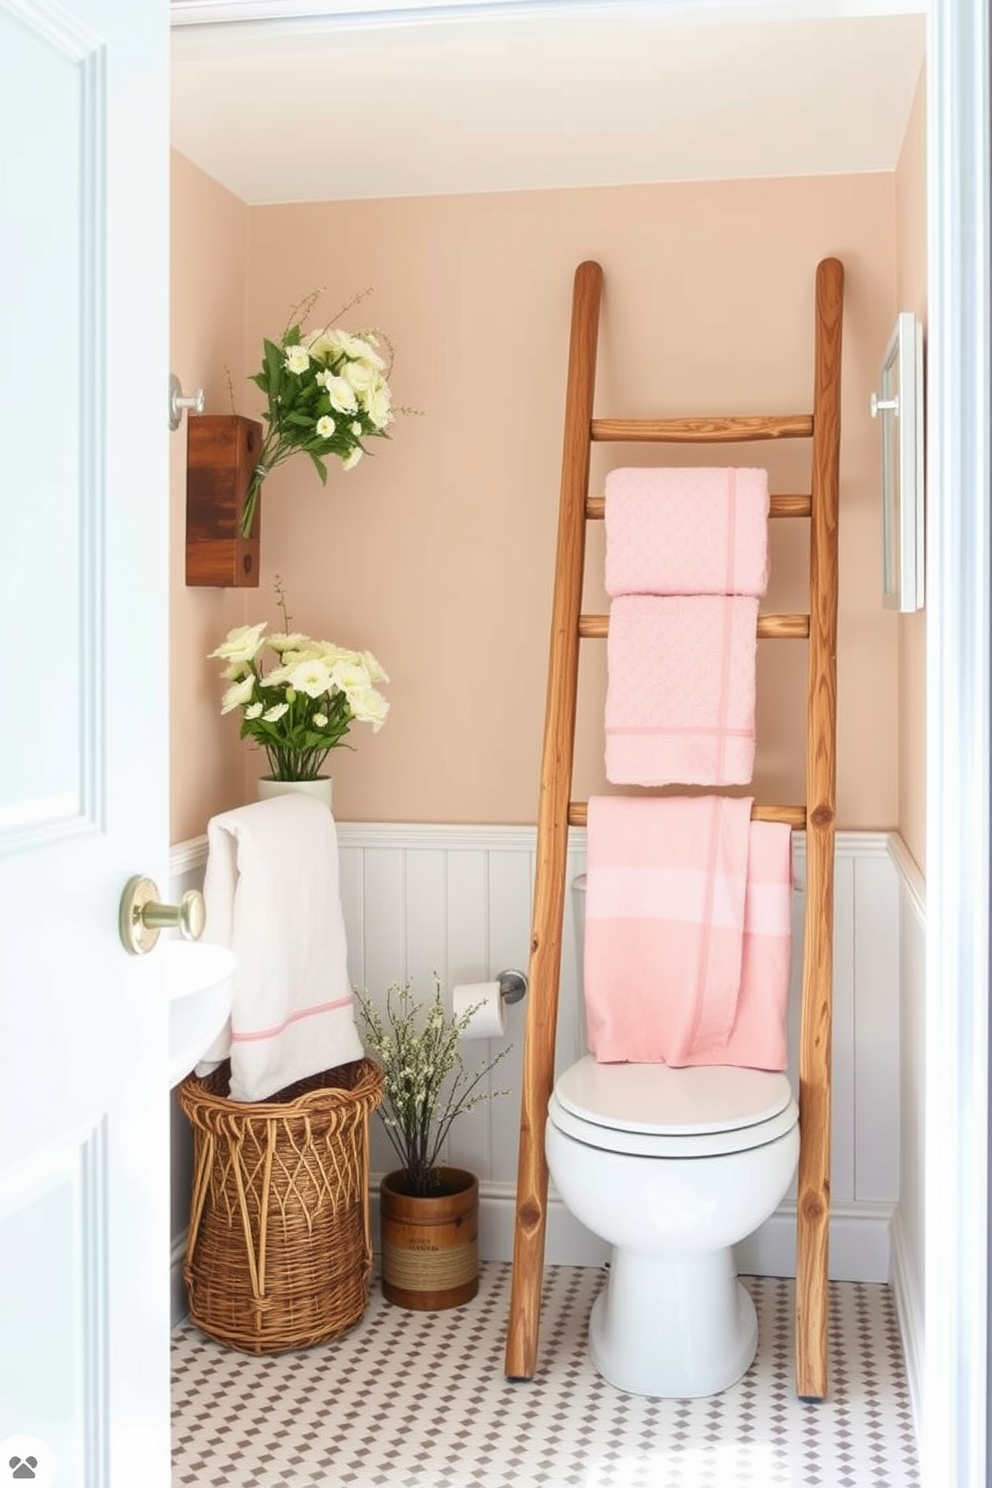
[[161, 940, 237, 1088]]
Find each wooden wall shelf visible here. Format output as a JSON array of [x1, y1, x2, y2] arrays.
[[185, 414, 262, 588]]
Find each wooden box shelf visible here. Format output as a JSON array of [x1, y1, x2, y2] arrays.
[[185, 414, 262, 588]]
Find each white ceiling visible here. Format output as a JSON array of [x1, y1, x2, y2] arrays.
[[169, 1, 927, 206]]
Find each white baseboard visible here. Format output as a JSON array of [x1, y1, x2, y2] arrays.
[[735, 1199, 894, 1282], [889, 1207, 924, 1438], [370, 1179, 893, 1281], [172, 1185, 895, 1329]]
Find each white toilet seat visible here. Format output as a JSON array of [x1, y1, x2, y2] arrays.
[[550, 1056, 798, 1158]]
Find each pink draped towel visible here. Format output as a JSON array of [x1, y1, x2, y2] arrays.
[[604, 466, 770, 598], [605, 593, 759, 786], [584, 795, 792, 1070]]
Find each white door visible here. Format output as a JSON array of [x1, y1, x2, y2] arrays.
[[0, 0, 171, 1485]]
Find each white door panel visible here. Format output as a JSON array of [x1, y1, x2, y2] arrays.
[[0, 0, 170, 1484]]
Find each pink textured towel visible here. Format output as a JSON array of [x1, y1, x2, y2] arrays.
[[678, 817, 794, 1072], [604, 467, 770, 598], [584, 796, 792, 1070], [605, 594, 758, 786]]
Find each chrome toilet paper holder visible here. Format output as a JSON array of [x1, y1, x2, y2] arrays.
[[497, 969, 528, 1005]]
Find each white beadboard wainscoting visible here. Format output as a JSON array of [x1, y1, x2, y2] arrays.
[[888, 833, 926, 1434], [169, 825, 922, 1345]]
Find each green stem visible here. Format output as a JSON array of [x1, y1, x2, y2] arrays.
[[239, 430, 290, 538]]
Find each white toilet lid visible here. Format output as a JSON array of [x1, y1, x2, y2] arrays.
[[550, 1057, 798, 1158]]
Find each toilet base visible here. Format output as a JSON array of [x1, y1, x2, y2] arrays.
[[588, 1247, 758, 1398]]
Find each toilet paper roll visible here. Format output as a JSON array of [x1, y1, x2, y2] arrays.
[[452, 981, 507, 1040]]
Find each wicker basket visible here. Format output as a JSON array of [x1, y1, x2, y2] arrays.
[[178, 1057, 383, 1355]]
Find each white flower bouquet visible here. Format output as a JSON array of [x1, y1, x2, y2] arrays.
[[240, 289, 396, 537], [355, 975, 511, 1197], [209, 615, 389, 783]]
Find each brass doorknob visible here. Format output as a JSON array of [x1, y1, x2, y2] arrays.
[[119, 875, 206, 955]]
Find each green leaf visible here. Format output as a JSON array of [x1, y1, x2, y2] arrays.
[[279, 375, 302, 411], [263, 338, 284, 400], [308, 452, 328, 485]]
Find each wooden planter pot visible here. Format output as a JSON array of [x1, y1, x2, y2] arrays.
[[185, 414, 262, 588], [380, 1167, 479, 1310]]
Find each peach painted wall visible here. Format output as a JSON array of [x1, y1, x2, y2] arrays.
[[239, 174, 898, 826], [894, 68, 928, 874], [170, 153, 251, 843], [170, 167, 903, 833]]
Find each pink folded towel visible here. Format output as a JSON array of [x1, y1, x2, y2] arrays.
[[605, 467, 770, 598], [584, 796, 792, 1071], [605, 594, 759, 786]]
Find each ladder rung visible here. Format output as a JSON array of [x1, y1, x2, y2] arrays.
[[591, 415, 813, 443], [568, 801, 808, 828], [585, 493, 812, 519], [579, 612, 810, 639]]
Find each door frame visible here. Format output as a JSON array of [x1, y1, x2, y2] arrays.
[[164, 0, 990, 1479], [925, 1, 991, 1485]]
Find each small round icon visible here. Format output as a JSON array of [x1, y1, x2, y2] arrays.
[[0, 1437, 56, 1487]]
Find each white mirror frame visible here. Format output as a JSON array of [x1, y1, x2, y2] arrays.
[[874, 310, 925, 612]]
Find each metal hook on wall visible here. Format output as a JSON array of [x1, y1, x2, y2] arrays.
[[169, 373, 205, 431]]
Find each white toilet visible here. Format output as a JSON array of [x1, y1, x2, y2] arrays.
[[546, 879, 799, 1399]]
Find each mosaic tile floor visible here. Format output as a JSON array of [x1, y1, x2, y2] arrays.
[[172, 1264, 920, 1488]]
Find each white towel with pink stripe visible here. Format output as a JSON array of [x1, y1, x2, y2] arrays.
[[603, 466, 769, 787], [195, 794, 363, 1102], [584, 795, 793, 1069]]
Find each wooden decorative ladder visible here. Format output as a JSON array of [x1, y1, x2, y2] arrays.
[[504, 257, 844, 1401]]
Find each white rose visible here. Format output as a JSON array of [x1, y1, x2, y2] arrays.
[[361, 649, 389, 685], [320, 642, 361, 667], [316, 415, 336, 439], [342, 360, 376, 394], [331, 660, 370, 695], [339, 330, 385, 369], [287, 657, 335, 699], [365, 384, 393, 430], [325, 375, 358, 415], [349, 687, 390, 731], [304, 327, 334, 359], [268, 632, 311, 654], [342, 446, 364, 471], [284, 344, 311, 375], [220, 674, 256, 714], [208, 622, 267, 666]]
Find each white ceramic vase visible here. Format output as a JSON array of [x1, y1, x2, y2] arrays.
[[256, 776, 333, 810]]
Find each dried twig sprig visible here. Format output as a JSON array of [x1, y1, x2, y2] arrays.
[[355, 974, 511, 1197]]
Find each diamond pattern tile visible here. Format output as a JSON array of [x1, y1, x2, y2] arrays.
[[172, 1266, 920, 1487]]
